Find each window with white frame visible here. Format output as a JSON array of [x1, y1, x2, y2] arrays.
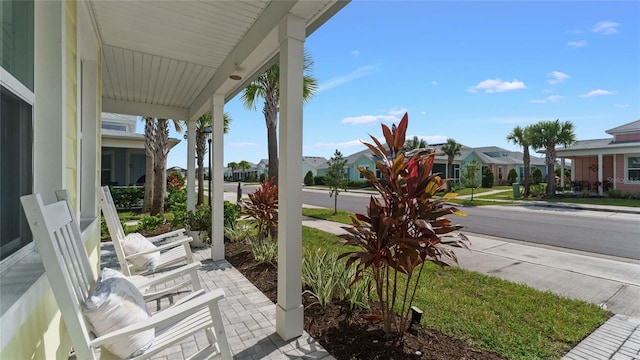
[[626, 155, 640, 183], [1, 0, 34, 262]]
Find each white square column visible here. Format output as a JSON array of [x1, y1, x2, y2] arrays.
[[211, 94, 225, 261], [276, 13, 305, 341], [186, 119, 196, 211], [597, 153, 603, 195]]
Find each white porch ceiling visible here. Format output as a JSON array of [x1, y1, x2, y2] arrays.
[[91, 0, 349, 121]]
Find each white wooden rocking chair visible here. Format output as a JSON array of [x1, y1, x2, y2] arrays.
[[21, 193, 231, 360], [56, 189, 201, 302], [98, 186, 196, 277]]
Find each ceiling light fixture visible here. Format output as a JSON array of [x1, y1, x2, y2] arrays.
[[229, 74, 241, 81]]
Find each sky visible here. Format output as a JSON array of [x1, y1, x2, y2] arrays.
[[162, 0, 640, 169]]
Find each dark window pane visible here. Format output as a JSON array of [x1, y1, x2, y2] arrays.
[[1, 86, 33, 260], [1, 0, 34, 91]]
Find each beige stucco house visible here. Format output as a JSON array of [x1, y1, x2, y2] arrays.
[[0, 1, 348, 358]]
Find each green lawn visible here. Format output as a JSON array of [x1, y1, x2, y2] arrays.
[[301, 225, 608, 360]]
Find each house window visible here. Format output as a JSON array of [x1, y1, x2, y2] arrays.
[[1, 0, 34, 262], [101, 123, 127, 131], [359, 166, 369, 179], [626, 155, 640, 183], [1, 86, 33, 261]]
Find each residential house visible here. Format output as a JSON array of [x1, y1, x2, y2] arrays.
[[1, 1, 347, 358], [319, 144, 546, 186], [555, 120, 640, 194], [101, 113, 180, 186], [303, 156, 327, 177]]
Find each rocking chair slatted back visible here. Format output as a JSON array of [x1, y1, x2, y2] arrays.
[[98, 186, 131, 273], [21, 194, 96, 359]]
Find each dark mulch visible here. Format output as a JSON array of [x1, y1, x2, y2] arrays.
[[225, 241, 508, 360]]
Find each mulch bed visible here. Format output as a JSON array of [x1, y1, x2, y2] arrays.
[[225, 241, 508, 360]]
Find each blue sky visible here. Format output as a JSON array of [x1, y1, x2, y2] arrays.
[[165, 0, 640, 168]]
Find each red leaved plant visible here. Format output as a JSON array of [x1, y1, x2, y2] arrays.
[[338, 112, 470, 340], [240, 177, 278, 240]]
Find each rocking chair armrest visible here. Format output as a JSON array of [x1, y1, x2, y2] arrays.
[[136, 261, 202, 290], [89, 288, 226, 348], [124, 237, 193, 259], [146, 228, 188, 242]]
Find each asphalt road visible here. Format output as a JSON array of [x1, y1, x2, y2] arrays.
[[225, 183, 640, 260]]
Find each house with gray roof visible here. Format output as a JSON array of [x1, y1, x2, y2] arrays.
[[555, 119, 640, 194], [101, 113, 180, 186]]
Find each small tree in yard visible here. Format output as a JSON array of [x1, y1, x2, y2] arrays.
[[339, 113, 469, 341], [326, 149, 348, 215], [304, 170, 315, 186], [532, 167, 543, 185], [507, 168, 518, 185], [462, 160, 481, 200], [482, 166, 494, 188]]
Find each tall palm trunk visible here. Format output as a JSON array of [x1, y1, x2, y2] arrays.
[[196, 128, 206, 205], [263, 84, 279, 185], [523, 147, 531, 197], [142, 117, 155, 213], [545, 144, 556, 197], [151, 119, 169, 215]]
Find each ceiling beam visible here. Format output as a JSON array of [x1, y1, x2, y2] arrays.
[[102, 98, 189, 120]]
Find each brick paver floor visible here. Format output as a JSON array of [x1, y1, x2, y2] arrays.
[[562, 315, 640, 360], [99, 242, 335, 360]]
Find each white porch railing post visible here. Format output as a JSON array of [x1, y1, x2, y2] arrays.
[[186, 119, 196, 211], [276, 13, 305, 341], [211, 94, 225, 261]]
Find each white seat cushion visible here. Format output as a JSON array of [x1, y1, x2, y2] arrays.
[[122, 233, 160, 272], [83, 268, 154, 358]]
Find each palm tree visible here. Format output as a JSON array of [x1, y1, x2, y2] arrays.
[[194, 112, 231, 205], [402, 136, 427, 152], [227, 162, 238, 181], [528, 119, 576, 197], [150, 118, 184, 216], [440, 138, 463, 185], [506, 125, 533, 197], [237, 160, 251, 181], [142, 117, 156, 213], [240, 50, 318, 185]]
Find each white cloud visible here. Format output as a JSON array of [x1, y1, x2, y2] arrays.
[[421, 111, 427, 115], [592, 21, 619, 35], [579, 89, 614, 97], [307, 139, 365, 149], [350, 50, 360, 57], [530, 95, 565, 104], [318, 65, 378, 91], [614, 104, 629, 108], [405, 135, 448, 144], [568, 30, 584, 34], [341, 114, 398, 125], [568, 40, 587, 48], [431, 80, 438, 85], [547, 71, 569, 84], [388, 108, 408, 117], [467, 79, 526, 93]]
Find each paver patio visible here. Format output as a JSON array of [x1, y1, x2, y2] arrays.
[[99, 242, 334, 360]]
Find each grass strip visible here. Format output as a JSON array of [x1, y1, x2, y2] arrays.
[[301, 225, 608, 359]]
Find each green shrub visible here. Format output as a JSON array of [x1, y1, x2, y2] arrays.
[[507, 168, 518, 185], [165, 188, 187, 212], [224, 222, 255, 242], [110, 186, 144, 210], [314, 175, 326, 185], [304, 171, 315, 186], [259, 173, 267, 183], [138, 215, 164, 233], [302, 249, 370, 310], [482, 167, 494, 188], [223, 201, 241, 227], [607, 189, 623, 199], [248, 234, 278, 265], [346, 180, 370, 188], [532, 168, 543, 185]]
